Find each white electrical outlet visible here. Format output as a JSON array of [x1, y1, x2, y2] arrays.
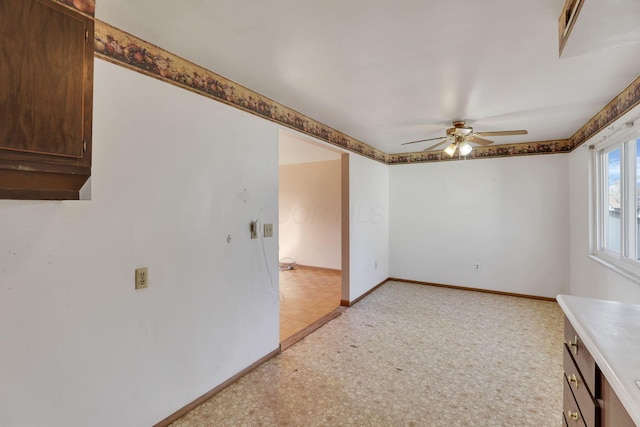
[[135, 267, 149, 289], [264, 223, 273, 237], [474, 263, 481, 271]]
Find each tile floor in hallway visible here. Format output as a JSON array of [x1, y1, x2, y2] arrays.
[[279, 265, 342, 341]]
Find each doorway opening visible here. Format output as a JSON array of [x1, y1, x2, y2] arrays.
[[278, 130, 349, 346]]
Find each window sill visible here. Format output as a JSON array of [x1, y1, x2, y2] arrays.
[[588, 254, 640, 286]]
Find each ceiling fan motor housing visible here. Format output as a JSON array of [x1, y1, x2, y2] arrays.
[[447, 120, 473, 136], [399, 120, 527, 150]]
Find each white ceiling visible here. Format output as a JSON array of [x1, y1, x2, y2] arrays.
[[97, 0, 640, 154]]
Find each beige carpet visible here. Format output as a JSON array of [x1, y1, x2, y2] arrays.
[[171, 281, 564, 426]]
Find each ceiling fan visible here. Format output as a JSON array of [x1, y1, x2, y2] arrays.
[[401, 120, 528, 156]]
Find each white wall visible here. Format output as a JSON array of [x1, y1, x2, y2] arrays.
[[279, 160, 341, 269], [390, 154, 571, 298], [0, 60, 280, 427], [348, 154, 390, 302], [569, 144, 640, 303]]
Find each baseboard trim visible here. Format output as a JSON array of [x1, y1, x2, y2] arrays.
[[154, 277, 553, 425], [294, 264, 341, 273], [280, 306, 346, 351], [153, 347, 281, 427], [388, 278, 556, 302], [340, 278, 390, 307]]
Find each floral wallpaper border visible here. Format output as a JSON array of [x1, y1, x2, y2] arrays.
[[570, 74, 640, 149], [93, 21, 640, 165], [389, 74, 640, 165], [388, 139, 573, 164], [93, 21, 388, 164]]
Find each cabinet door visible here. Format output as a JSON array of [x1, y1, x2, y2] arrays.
[[599, 371, 636, 427], [0, 0, 93, 164]]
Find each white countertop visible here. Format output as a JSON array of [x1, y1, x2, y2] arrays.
[[557, 294, 640, 426]]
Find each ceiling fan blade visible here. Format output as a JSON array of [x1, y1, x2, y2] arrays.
[[422, 138, 452, 151], [467, 136, 493, 145], [477, 130, 528, 137], [401, 136, 447, 145]]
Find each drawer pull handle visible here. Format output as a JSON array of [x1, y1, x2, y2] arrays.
[[568, 373, 580, 388], [567, 410, 580, 421], [569, 335, 579, 355]]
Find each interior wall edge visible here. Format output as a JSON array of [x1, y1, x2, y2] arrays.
[[152, 347, 281, 427]]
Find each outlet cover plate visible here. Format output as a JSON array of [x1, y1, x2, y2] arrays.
[[264, 223, 273, 237], [135, 267, 149, 289]]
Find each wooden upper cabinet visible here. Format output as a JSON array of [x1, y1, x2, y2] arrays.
[[0, 0, 94, 200], [559, 0, 640, 58]]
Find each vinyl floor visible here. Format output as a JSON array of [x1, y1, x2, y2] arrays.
[[171, 281, 564, 426]]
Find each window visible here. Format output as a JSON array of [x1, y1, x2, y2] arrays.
[[591, 128, 640, 280]]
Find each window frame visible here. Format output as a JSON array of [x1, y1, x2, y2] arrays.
[[590, 126, 640, 283]]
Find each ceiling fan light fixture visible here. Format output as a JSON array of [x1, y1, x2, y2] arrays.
[[444, 142, 457, 157], [399, 120, 528, 157], [459, 141, 472, 156]]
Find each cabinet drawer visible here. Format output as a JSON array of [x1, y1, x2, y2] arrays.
[[563, 344, 597, 427], [564, 375, 587, 427], [564, 317, 596, 393]]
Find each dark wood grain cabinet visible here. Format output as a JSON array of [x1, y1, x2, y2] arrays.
[[599, 371, 636, 427], [0, 0, 94, 200], [563, 317, 636, 427]]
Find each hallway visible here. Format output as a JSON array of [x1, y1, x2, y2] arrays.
[[279, 266, 342, 342]]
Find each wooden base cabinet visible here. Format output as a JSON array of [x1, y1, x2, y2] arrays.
[[563, 317, 636, 427], [599, 370, 636, 427]]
